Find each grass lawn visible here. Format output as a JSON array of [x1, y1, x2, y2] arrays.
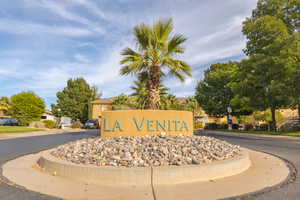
[[0, 126, 44, 134], [219, 129, 300, 137]]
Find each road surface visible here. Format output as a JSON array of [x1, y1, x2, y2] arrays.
[[0, 130, 299, 200]]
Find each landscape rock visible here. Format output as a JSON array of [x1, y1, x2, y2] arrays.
[[51, 135, 241, 167]]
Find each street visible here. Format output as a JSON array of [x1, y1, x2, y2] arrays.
[[0, 130, 299, 200]]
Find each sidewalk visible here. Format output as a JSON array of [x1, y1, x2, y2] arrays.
[[0, 129, 91, 140]]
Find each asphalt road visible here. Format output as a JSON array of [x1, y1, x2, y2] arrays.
[[0, 130, 299, 200], [201, 131, 300, 200], [0, 130, 99, 200]]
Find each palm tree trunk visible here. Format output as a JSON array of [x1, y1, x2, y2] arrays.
[[146, 65, 161, 109]]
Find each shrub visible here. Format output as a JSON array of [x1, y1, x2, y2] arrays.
[[204, 123, 217, 130], [43, 120, 56, 129], [71, 121, 82, 129], [255, 124, 269, 131], [244, 124, 254, 131], [218, 123, 228, 129], [29, 121, 46, 128], [9, 92, 45, 125], [232, 124, 239, 129], [194, 121, 203, 130]]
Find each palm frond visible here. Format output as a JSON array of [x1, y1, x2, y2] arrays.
[[121, 48, 140, 56], [167, 34, 187, 55], [154, 18, 173, 45], [163, 57, 192, 81], [133, 23, 152, 51], [120, 61, 145, 75]]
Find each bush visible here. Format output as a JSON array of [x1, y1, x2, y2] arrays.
[[43, 120, 56, 129], [204, 123, 241, 130], [9, 92, 45, 126], [244, 124, 254, 131], [71, 121, 82, 129], [194, 121, 203, 130], [204, 123, 217, 130], [255, 124, 269, 131], [29, 121, 46, 128], [218, 123, 228, 129], [232, 124, 239, 129]]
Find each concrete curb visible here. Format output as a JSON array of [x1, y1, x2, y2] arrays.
[[0, 129, 93, 141], [37, 149, 251, 186]]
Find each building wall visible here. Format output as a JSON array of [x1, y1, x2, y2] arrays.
[[41, 114, 56, 121], [92, 104, 113, 119]]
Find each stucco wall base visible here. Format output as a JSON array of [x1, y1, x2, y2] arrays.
[[2, 148, 290, 200], [37, 149, 251, 186]]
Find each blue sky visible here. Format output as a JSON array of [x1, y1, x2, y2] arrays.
[[0, 0, 258, 108]]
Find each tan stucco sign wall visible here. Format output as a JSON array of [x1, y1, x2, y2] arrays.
[[100, 110, 193, 138]]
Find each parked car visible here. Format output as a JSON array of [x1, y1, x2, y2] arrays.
[[0, 118, 19, 126], [84, 120, 99, 129]]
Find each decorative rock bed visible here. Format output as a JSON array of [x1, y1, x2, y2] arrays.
[[51, 135, 241, 167]]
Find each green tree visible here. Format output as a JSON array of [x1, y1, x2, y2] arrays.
[[243, 16, 290, 56], [233, 55, 289, 131], [195, 62, 251, 118], [52, 78, 97, 122], [161, 94, 181, 110], [184, 97, 200, 117], [281, 33, 300, 120], [239, 1, 297, 131], [120, 18, 191, 109], [250, 0, 300, 32], [112, 94, 137, 110], [0, 96, 10, 107], [8, 92, 45, 125]]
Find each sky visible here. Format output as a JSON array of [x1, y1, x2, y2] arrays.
[[0, 0, 258, 108]]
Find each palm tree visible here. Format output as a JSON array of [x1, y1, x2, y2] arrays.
[[120, 18, 192, 109], [185, 97, 199, 117], [161, 94, 179, 110], [131, 71, 169, 109], [131, 73, 148, 109]]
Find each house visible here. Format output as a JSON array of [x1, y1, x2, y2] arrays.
[[90, 98, 114, 119], [0, 106, 9, 119], [41, 110, 56, 121]]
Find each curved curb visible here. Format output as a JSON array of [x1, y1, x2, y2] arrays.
[[37, 149, 251, 186], [222, 149, 297, 200]]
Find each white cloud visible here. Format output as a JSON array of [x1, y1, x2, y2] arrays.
[[63, 0, 109, 21], [0, 0, 259, 105], [25, 0, 105, 34], [74, 54, 90, 63], [0, 18, 93, 37]]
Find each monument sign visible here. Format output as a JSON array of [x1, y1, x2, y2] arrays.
[[101, 110, 193, 138]]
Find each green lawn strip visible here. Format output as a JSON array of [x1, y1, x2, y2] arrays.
[[215, 129, 300, 137], [0, 126, 44, 134]]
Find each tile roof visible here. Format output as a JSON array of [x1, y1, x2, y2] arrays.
[[91, 98, 114, 104]]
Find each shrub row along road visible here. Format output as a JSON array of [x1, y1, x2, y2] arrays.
[[0, 130, 299, 200]]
